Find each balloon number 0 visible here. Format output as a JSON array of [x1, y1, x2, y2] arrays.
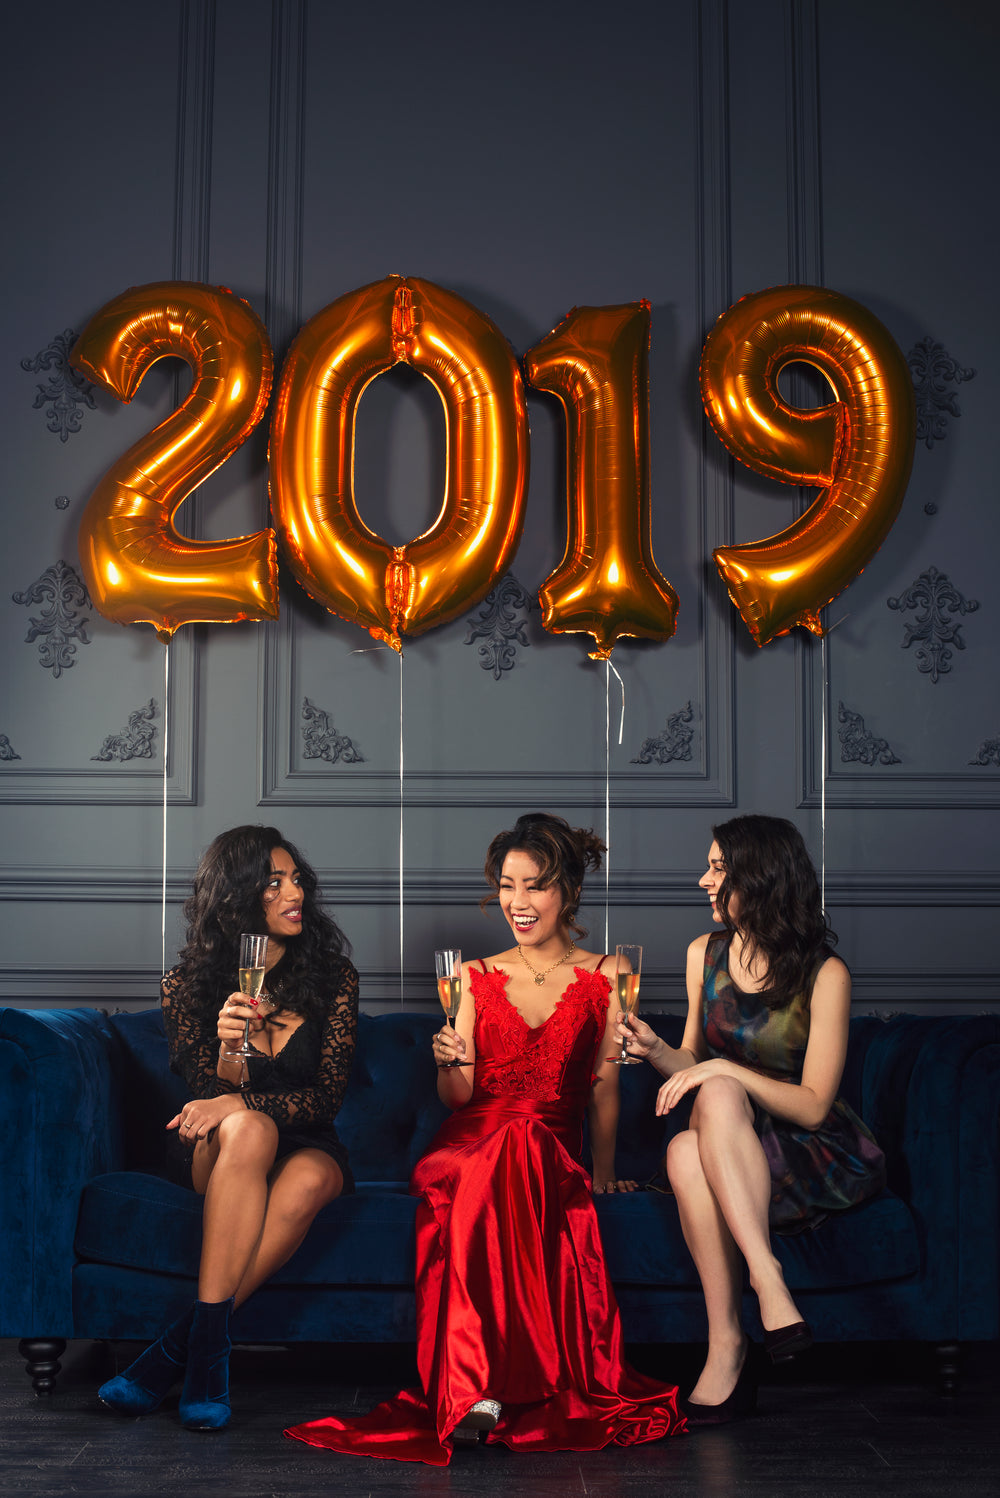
[[72, 278, 915, 649]]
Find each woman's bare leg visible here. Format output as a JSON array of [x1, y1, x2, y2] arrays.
[[191, 1109, 279, 1302], [666, 1128, 746, 1404], [231, 1149, 344, 1307], [689, 1076, 802, 1333]]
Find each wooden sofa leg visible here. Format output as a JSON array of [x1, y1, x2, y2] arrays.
[[934, 1341, 960, 1396], [18, 1338, 66, 1396]]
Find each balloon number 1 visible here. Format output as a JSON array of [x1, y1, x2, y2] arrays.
[[71, 279, 914, 649]]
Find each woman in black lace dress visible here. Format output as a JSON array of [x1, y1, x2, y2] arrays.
[[98, 825, 358, 1430]]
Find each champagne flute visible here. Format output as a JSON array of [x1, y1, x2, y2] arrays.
[[613, 943, 642, 1065], [435, 948, 472, 1068], [222, 932, 269, 1065]]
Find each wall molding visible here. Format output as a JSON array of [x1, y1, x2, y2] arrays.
[[2, 964, 994, 1012], [0, 633, 197, 804], [172, 0, 216, 282], [797, 635, 1000, 808], [3, 865, 997, 908]]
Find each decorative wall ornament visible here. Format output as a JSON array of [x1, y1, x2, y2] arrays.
[[969, 738, 1000, 768], [838, 702, 901, 766], [631, 702, 695, 764], [887, 566, 979, 683], [906, 337, 976, 449], [20, 329, 97, 441], [0, 735, 21, 762], [12, 559, 92, 677], [301, 698, 364, 764], [91, 700, 157, 763], [54, 495, 71, 510], [464, 573, 534, 679]]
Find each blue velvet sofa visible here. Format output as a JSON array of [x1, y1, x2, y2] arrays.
[[2, 1005, 998, 1396]]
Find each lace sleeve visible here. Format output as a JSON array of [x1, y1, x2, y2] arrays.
[[241, 960, 359, 1128], [161, 966, 240, 1099]]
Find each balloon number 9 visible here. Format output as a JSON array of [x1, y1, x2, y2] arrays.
[[72, 282, 279, 639], [699, 284, 916, 647]]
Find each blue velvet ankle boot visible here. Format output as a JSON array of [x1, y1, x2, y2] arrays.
[[178, 1297, 234, 1430], [98, 1304, 195, 1414]]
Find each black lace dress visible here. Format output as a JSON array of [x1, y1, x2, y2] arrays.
[[160, 958, 359, 1191]]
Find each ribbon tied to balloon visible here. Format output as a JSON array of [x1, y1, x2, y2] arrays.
[[71, 281, 279, 639], [699, 284, 916, 646]]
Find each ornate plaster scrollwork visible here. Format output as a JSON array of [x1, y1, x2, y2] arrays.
[[0, 735, 21, 762], [12, 559, 91, 676], [906, 337, 975, 449], [837, 702, 900, 766], [887, 566, 979, 682], [301, 698, 364, 764], [631, 702, 695, 764], [969, 738, 1000, 768], [20, 329, 97, 441], [91, 700, 157, 762], [464, 573, 533, 679]]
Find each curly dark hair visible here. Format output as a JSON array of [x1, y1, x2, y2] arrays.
[[174, 825, 351, 1021], [711, 814, 837, 1008], [481, 812, 606, 938]]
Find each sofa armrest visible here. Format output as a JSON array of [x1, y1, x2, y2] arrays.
[[860, 1014, 1000, 1340], [0, 1007, 122, 1337]]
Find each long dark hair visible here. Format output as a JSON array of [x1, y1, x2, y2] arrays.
[[175, 825, 350, 1019], [712, 814, 836, 1007], [482, 812, 605, 938]]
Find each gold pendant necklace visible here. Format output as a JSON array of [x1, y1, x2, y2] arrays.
[[517, 942, 577, 985]]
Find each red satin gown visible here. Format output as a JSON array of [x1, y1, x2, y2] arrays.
[[285, 962, 686, 1465]]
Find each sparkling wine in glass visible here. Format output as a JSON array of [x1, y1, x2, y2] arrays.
[[435, 948, 471, 1068], [223, 932, 269, 1064], [614, 944, 642, 1065]]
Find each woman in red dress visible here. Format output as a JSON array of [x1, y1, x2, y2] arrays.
[[286, 812, 685, 1464]]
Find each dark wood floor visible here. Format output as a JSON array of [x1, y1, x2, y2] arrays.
[[2, 1338, 997, 1498]]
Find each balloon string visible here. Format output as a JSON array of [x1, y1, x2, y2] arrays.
[[350, 644, 405, 1005], [399, 649, 404, 1007], [161, 639, 171, 977], [603, 660, 626, 953], [820, 630, 827, 918]]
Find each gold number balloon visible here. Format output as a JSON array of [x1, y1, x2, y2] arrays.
[[71, 281, 278, 639], [699, 284, 916, 646], [269, 275, 529, 650], [524, 301, 678, 659]]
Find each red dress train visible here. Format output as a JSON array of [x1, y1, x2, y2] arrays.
[[285, 964, 686, 1464]]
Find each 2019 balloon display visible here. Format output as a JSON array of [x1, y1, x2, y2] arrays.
[[71, 281, 278, 639], [525, 301, 679, 659], [269, 275, 529, 650], [699, 284, 916, 646]]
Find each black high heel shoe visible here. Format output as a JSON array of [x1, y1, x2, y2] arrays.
[[762, 1320, 813, 1363], [680, 1342, 757, 1426]]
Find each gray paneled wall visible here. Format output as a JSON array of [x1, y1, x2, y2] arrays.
[[2, 0, 997, 1015]]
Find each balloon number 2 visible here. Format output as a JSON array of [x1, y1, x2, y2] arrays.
[[71, 278, 915, 649]]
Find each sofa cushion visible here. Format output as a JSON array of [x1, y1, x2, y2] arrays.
[[594, 1186, 918, 1289], [75, 1172, 420, 1286]]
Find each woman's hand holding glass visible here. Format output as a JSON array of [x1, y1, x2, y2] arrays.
[[610, 1011, 664, 1067], [434, 948, 472, 1068], [217, 993, 266, 1054]]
